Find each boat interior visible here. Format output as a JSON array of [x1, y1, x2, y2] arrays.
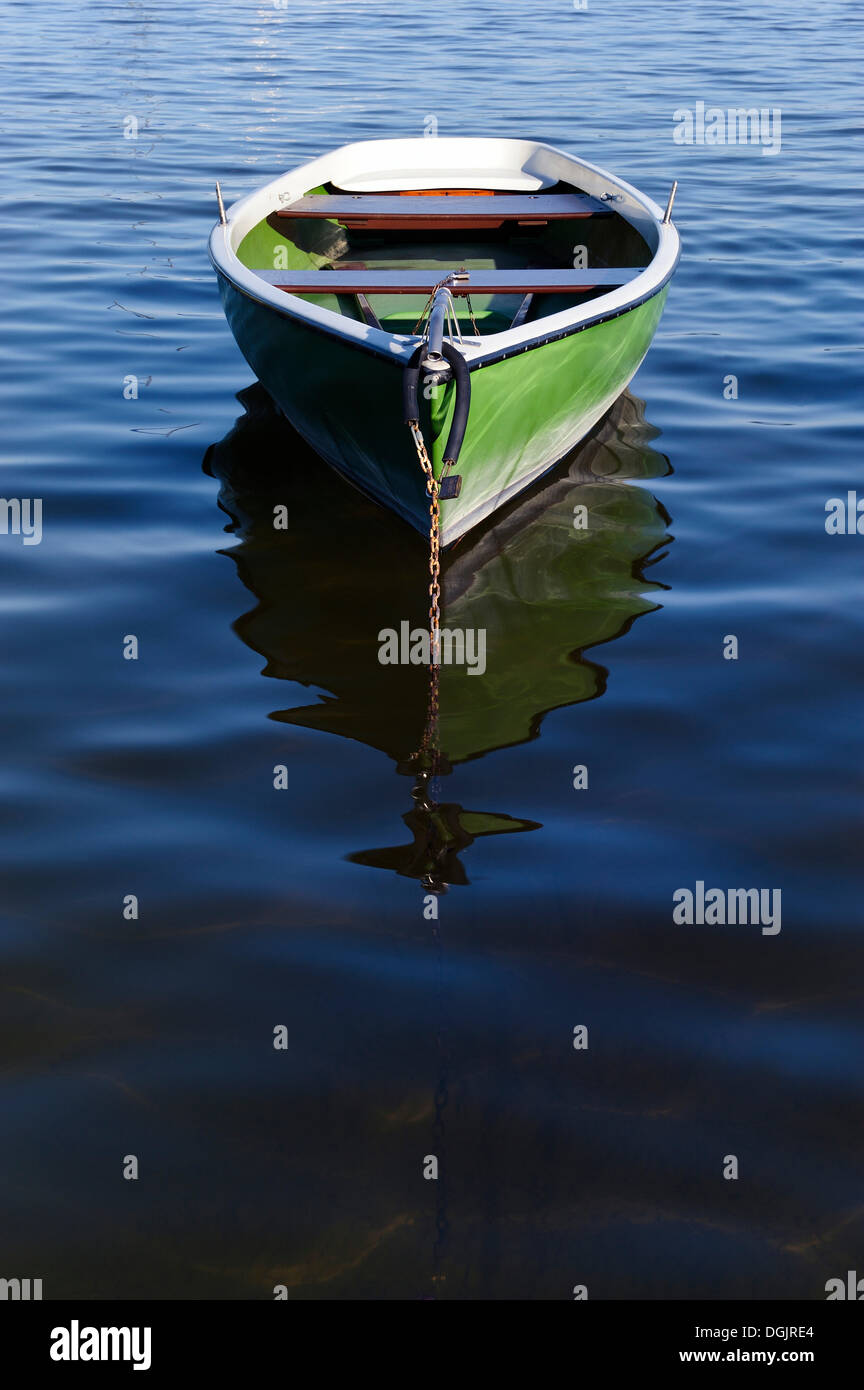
[[234, 179, 654, 338]]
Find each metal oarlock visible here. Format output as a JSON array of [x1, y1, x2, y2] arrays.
[[662, 180, 678, 224], [215, 181, 227, 226]]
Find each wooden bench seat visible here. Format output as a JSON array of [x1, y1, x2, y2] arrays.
[[275, 193, 612, 229], [250, 268, 642, 296]]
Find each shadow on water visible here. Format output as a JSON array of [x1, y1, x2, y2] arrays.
[[203, 384, 673, 890]]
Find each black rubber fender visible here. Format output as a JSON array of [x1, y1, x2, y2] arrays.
[[401, 342, 471, 468], [439, 341, 471, 467], [402, 343, 426, 424]]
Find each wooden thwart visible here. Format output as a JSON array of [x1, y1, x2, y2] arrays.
[[276, 193, 612, 228], [251, 268, 642, 296]]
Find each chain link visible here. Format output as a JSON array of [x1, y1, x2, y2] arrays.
[[412, 270, 478, 343], [408, 420, 443, 758], [412, 274, 462, 336], [408, 422, 442, 643], [463, 290, 479, 337]]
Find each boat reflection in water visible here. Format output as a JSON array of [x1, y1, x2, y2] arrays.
[[203, 385, 672, 891]]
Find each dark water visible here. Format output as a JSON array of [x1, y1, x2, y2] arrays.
[[2, 0, 862, 1299]]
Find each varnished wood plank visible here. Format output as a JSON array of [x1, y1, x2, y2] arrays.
[[248, 267, 641, 295], [275, 193, 612, 228]]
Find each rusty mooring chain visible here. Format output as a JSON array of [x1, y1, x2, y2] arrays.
[[407, 418, 445, 765], [408, 420, 442, 649], [403, 317, 467, 773]]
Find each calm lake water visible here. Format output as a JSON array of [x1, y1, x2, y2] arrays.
[[1, 0, 862, 1299]]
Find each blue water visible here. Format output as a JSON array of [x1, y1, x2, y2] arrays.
[[1, 0, 862, 1299]]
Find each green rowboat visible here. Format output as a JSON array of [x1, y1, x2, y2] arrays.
[[209, 137, 679, 546]]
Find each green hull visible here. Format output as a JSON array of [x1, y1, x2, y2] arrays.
[[217, 272, 667, 545]]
